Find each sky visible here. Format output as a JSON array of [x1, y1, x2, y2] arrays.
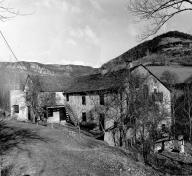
[[0, 0, 191, 67]]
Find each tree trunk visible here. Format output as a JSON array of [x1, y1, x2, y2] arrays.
[[119, 128, 123, 147], [189, 117, 192, 142]]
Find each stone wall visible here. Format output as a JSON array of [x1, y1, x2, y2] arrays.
[[133, 65, 172, 127]]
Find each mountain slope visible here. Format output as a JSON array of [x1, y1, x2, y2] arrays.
[[101, 31, 192, 71], [0, 61, 96, 76], [1, 120, 158, 176]]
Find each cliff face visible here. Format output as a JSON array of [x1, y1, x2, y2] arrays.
[[0, 61, 96, 111], [101, 31, 192, 72], [0, 61, 96, 76]]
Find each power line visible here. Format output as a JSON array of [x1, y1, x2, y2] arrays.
[[0, 30, 18, 62]]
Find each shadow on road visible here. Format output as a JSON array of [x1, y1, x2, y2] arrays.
[[0, 120, 48, 155]]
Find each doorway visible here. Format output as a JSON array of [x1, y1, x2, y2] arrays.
[[59, 107, 67, 121], [28, 106, 31, 121]]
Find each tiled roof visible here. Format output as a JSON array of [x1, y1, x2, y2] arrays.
[[64, 68, 133, 94], [28, 75, 72, 92]]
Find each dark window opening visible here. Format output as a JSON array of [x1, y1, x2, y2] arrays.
[[82, 95, 86, 105], [152, 91, 163, 102], [99, 113, 105, 131], [82, 112, 86, 122], [13, 105, 19, 113], [143, 85, 149, 99], [100, 94, 105, 105], [66, 94, 69, 101], [47, 108, 53, 117]]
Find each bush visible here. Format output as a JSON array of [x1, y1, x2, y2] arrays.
[[1, 165, 13, 176]]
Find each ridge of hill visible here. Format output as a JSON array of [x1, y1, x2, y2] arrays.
[[0, 61, 96, 76], [101, 31, 192, 71]]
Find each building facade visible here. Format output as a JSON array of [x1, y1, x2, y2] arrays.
[[10, 75, 68, 123], [63, 65, 172, 146]]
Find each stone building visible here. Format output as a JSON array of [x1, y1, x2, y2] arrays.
[[10, 64, 174, 146], [63, 64, 172, 146], [10, 75, 70, 123]]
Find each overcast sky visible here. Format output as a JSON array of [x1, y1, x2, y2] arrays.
[[0, 0, 192, 67]]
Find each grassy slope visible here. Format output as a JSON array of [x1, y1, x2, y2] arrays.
[[1, 120, 158, 176]]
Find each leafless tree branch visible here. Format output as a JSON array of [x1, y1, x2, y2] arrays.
[[127, 0, 192, 39]]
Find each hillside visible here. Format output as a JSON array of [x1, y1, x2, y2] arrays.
[[1, 120, 158, 176], [0, 61, 96, 76], [101, 31, 192, 71], [0, 62, 96, 111]]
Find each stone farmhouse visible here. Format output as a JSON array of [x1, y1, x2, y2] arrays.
[[62, 64, 172, 145], [10, 75, 70, 123], [10, 64, 172, 146]]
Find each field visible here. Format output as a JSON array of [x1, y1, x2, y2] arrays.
[[0, 120, 158, 176], [147, 65, 192, 83]]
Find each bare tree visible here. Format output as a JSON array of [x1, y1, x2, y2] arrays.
[[0, 1, 19, 21], [160, 70, 179, 137], [127, 0, 192, 39], [183, 84, 192, 141], [94, 72, 169, 156], [160, 70, 179, 85]]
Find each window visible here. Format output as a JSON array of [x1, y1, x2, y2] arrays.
[[82, 112, 86, 122], [82, 95, 86, 105], [66, 94, 69, 101], [13, 105, 19, 113], [99, 113, 105, 130], [100, 94, 104, 105], [143, 85, 149, 99], [152, 91, 163, 102], [47, 108, 53, 117]]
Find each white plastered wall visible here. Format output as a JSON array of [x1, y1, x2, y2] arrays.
[[10, 90, 28, 121]]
